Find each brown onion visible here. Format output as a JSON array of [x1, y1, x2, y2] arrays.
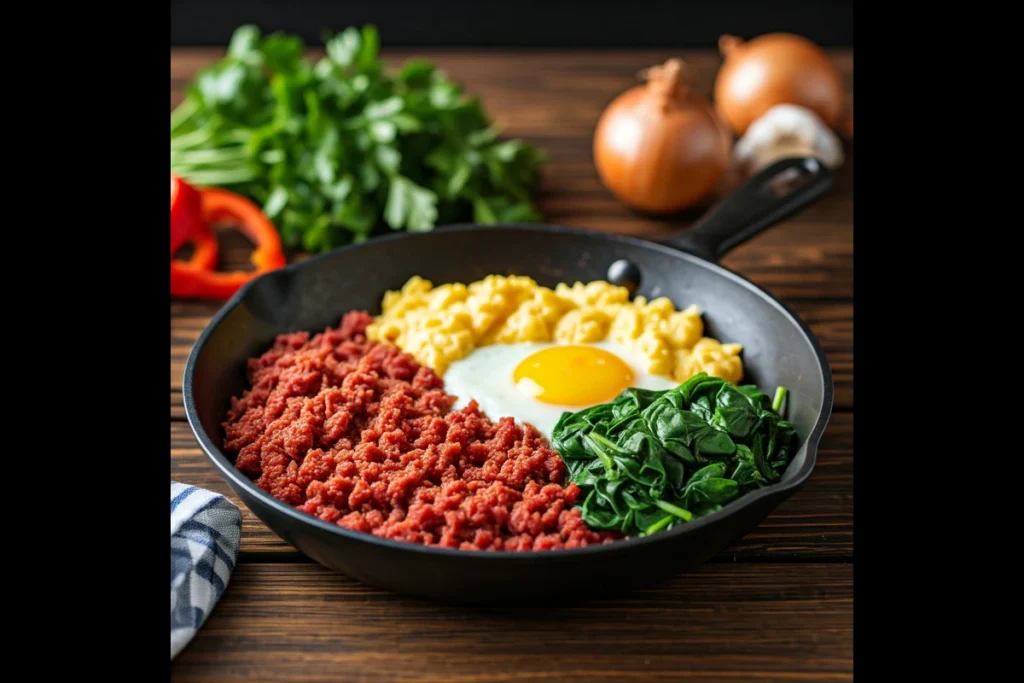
[[713, 33, 845, 136], [593, 58, 731, 215]]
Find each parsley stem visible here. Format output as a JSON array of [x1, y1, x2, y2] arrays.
[[170, 125, 216, 151], [170, 96, 198, 133], [171, 168, 259, 186], [653, 499, 693, 521], [772, 386, 788, 414], [170, 147, 250, 165]]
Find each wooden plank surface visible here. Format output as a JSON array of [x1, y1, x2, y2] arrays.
[[171, 47, 853, 681], [171, 562, 853, 682]]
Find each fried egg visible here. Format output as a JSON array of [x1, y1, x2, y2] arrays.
[[443, 340, 678, 440]]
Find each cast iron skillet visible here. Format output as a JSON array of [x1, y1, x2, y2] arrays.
[[184, 156, 835, 604]]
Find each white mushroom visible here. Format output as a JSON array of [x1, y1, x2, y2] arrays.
[[732, 104, 844, 174]]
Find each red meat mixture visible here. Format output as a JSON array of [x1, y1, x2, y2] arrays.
[[222, 311, 619, 551]]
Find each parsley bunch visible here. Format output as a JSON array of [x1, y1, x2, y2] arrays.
[[170, 25, 547, 252]]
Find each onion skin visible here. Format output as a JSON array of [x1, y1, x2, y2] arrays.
[[593, 60, 730, 215], [714, 33, 845, 136]]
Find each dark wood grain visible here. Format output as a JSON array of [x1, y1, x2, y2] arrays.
[[172, 562, 853, 682], [170, 47, 853, 681]]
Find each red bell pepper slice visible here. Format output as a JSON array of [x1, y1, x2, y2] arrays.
[[170, 188, 287, 300], [171, 174, 208, 256], [175, 230, 220, 272]]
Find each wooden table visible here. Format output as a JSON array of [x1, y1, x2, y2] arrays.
[[171, 48, 853, 682]]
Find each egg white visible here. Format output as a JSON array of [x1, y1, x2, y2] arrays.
[[442, 340, 678, 441]]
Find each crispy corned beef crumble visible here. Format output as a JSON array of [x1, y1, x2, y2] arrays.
[[222, 311, 619, 551]]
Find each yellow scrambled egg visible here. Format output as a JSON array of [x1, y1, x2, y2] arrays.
[[366, 275, 744, 383]]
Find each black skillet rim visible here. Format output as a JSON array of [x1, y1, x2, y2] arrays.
[[183, 222, 835, 561]]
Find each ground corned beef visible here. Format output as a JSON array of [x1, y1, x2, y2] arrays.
[[223, 311, 619, 551]]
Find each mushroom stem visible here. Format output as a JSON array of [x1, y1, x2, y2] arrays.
[[759, 136, 818, 161]]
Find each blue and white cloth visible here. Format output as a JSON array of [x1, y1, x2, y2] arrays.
[[171, 481, 241, 660]]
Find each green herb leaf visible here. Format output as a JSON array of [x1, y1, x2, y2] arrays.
[[364, 97, 403, 120], [326, 28, 362, 67], [170, 24, 545, 251], [370, 120, 397, 143], [262, 186, 289, 218], [374, 146, 402, 174], [227, 25, 260, 60], [261, 33, 305, 73], [385, 176, 438, 231], [396, 58, 435, 86], [358, 25, 380, 70]]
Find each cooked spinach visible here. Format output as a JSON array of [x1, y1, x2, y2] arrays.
[[550, 372, 799, 537]]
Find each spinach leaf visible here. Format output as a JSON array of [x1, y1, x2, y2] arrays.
[[680, 476, 740, 508], [551, 372, 799, 538], [712, 384, 761, 439], [731, 444, 768, 488], [687, 462, 728, 483]]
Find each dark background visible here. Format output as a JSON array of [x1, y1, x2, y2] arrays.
[[170, 0, 854, 48]]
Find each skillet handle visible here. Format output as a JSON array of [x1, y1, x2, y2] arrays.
[[668, 156, 834, 262]]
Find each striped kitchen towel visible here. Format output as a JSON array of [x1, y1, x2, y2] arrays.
[[171, 481, 241, 660]]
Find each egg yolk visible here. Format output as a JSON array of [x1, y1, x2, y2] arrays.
[[513, 345, 635, 406]]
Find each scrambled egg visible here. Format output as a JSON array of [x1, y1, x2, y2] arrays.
[[366, 275, 744, 383]]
